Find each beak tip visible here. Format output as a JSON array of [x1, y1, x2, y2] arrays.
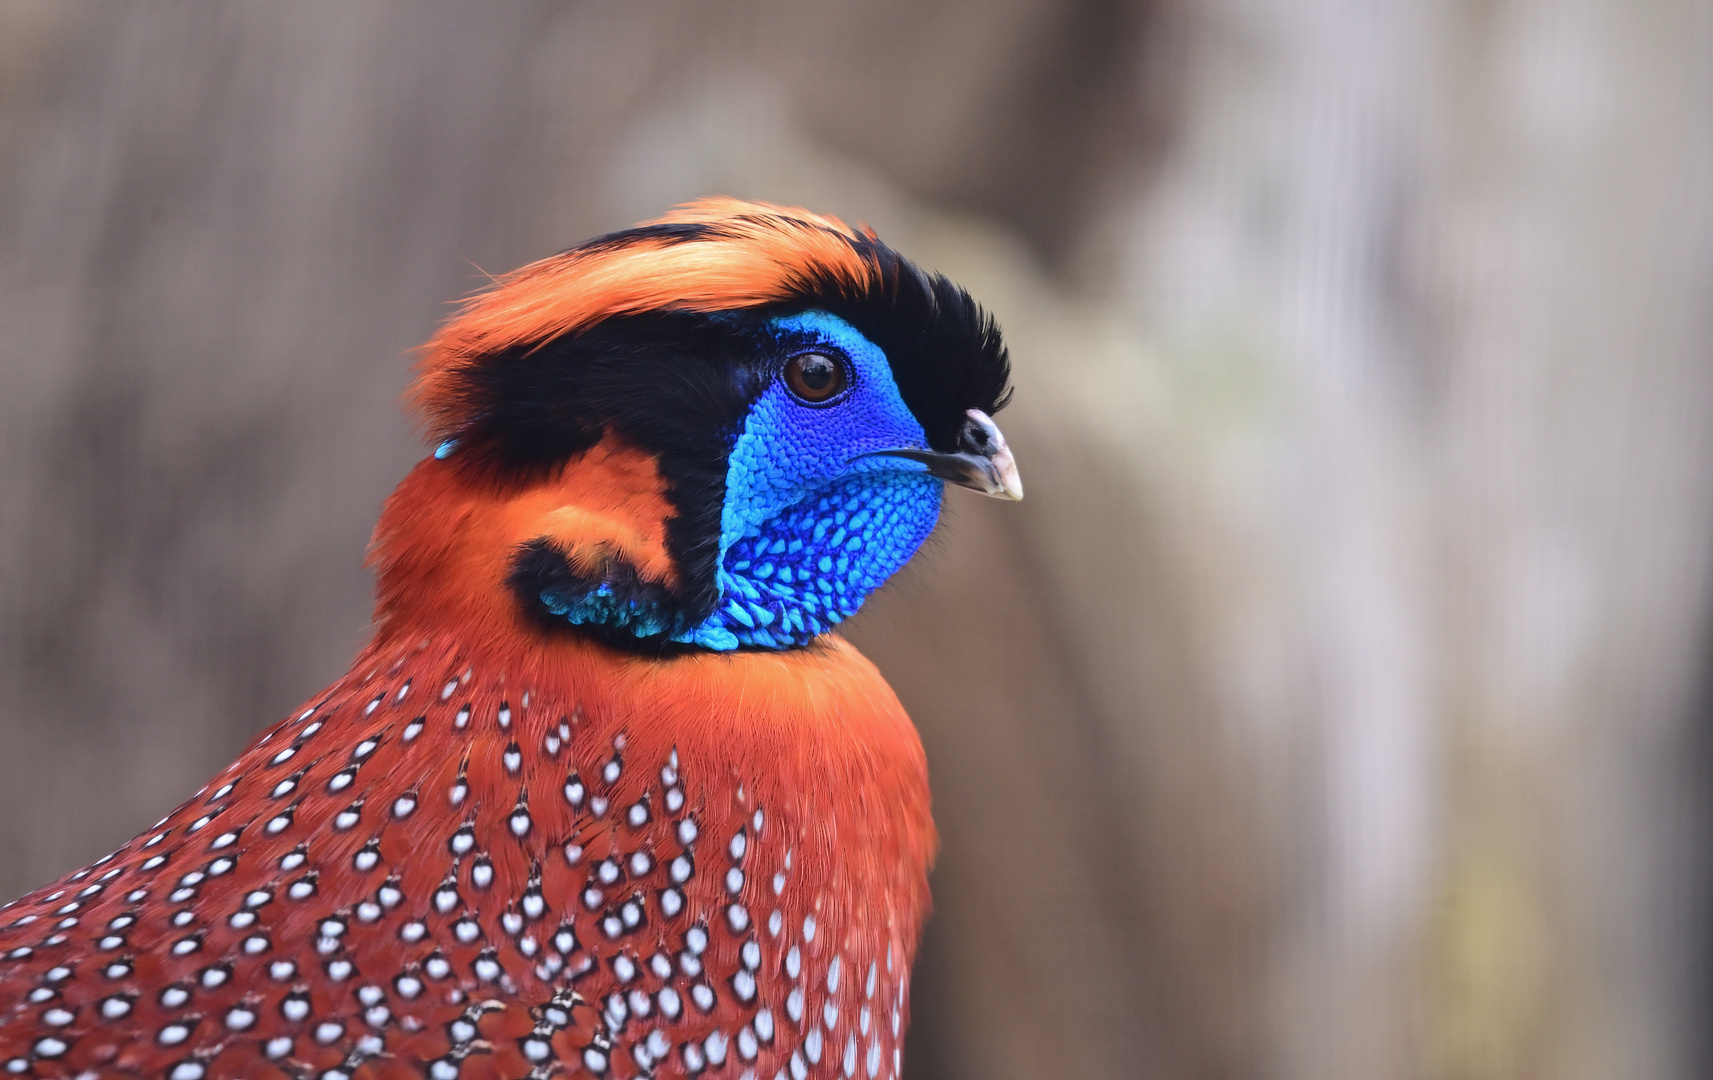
[[968, 409, 1023, 502], [988, 456, 1024, 501]]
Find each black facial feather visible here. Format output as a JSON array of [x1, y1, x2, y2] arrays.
[[445, 312, 772, 623]]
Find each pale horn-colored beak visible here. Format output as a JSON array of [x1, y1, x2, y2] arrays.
[[856, 408, 1024, 501]]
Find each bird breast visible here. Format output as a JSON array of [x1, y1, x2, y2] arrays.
[[0, 629, 935, 1080]]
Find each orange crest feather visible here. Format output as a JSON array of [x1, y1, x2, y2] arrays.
[[412, 198, 881, 437]]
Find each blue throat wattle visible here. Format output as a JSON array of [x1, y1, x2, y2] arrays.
[[682, 465, 941, 649], [539, 309, 944, 651]]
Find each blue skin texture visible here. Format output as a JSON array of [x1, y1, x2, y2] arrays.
[[540, 310, 943, 650]]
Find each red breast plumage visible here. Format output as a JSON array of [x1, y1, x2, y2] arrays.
[[0, 622, 932, 1080]]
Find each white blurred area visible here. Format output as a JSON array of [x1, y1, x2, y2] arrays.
[[2, 3, 1712, 1078]]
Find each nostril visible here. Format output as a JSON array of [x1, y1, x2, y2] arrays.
[[959, 420, 991, 454]]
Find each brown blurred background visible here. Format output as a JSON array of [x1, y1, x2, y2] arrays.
[[3, 3, 1713, 1078]]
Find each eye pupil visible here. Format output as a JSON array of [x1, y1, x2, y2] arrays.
[[800, 357, 833, 390], [785, 353, 846, 403]]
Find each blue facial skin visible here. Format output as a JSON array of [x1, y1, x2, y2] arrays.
[[684, 311, 944, 649], [539, 309, 944, 651]]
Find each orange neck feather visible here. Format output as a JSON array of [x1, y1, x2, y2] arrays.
[[369, 436, 678, 653], [361, 436, 937, 890]]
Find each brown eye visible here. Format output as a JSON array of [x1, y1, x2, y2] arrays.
[[784, 352, 847, 404]]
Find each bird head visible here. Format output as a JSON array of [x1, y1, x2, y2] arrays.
[[372, 199, 1019, 653]]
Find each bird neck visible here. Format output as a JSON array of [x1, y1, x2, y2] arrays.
[[371, 436, 943, 657], [368, 441, 684, 652], [360, 458, 941, 927]]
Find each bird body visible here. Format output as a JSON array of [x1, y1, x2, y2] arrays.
[[0, 200, 1017, 1079]]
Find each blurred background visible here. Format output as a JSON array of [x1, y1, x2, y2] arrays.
[[2, 2, 1711, 1078]]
